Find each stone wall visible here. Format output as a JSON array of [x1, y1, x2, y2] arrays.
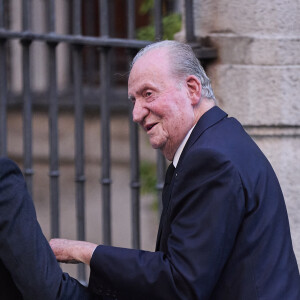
[[191, 0, 300, 264]]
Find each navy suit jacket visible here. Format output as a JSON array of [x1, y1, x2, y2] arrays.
[[0, 158, 97, 299], [89, 107, 300, 299]]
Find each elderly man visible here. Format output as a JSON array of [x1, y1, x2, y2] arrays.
[[1, 41, 300, 299]]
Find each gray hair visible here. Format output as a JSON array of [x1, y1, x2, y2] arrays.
[[130, 40, 216, 101]]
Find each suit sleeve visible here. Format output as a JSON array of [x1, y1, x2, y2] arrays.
[[0, 158, 97, 300], [88, 149, 245, 299]]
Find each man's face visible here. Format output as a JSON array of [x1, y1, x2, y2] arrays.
[[128, 48, 195, 161]]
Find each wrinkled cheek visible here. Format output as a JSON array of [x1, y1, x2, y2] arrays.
[[171, 122, 181, 137], [148, 136, 161, 149], [149, 129, 168, 149]]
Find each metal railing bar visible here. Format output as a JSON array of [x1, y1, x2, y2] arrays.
[[22, 0, 33, 196], [22, 0, 31, 31], [73, 0, 81, 35], [0, 0, 7, 156], [73, 0, 86, 281], [100, 49, 112, 246], [0, 39, 6, 157], [47, 0, 56, 33], [100, 0, 109, 37], [127, 0, 135, 40], [73, 44, 86, 281], [46, 0, 60, 239], [48, 43, 60, 238], [129, 107, 141, 249], [0, 0, 4, 28], [127, 0, 141, 249], [153, 0, 166, 215], [83, 1, 97, 81], [154, 0, 163, 41], [185, 0, 195, 43], [0, 29, 151, 49], [100, 0, 112, 246]]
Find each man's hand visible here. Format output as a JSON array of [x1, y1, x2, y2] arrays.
[[49, 239, 97, 266]]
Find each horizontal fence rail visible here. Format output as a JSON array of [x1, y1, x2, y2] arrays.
[[0, 30, 151, 48]]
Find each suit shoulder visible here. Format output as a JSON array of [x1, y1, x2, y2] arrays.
[[178, 146, 241, 184], [183, 145, 236, 167], [0, 157, 22, 178]]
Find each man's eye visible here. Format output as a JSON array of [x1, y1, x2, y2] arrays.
[[145, 91, 152, 97]]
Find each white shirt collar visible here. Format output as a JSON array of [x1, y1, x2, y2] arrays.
[[172, 125, 196, 168]]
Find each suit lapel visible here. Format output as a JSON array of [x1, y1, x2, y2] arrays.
[[155, 106, 228, 251], [177, 106, 228, 169]]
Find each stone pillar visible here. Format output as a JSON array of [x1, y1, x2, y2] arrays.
[[192, 0, 300, 264]]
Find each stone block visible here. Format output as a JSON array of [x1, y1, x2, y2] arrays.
[[208, 64, 300, 125], [208, 34, 300, 66], [194, 0, 300, 36]]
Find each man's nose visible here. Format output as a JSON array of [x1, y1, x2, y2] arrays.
[[132, 100, 148, 123]]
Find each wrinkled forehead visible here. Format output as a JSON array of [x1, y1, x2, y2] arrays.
[[128, 54, 173, 97], [129, 48, 171, 81]]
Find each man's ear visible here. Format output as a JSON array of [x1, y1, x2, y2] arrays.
[[186, 75, 202, 105]]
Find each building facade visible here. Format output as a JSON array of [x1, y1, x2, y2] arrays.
[[187, 0, 300, 264]]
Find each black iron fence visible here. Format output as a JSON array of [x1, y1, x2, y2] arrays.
[[0, 0, 216, 281]]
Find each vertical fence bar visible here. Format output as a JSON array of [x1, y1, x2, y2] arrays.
[[153, 0, 166, 213], [127, 0, 140, 249], [0, 0, 7, 156], [83, 0, 97, 83], [21, 0, 33, 195], [47, 0, 60, 239], [127, 0, 135, 40], [154, 0, 163, 41], [185, 0, 195, 43], [73, 0, 86, 281], [99, 0, 112, 246], [73, 0, 81, 36]]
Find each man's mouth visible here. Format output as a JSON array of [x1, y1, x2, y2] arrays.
[[145, 123, 158, 132]]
